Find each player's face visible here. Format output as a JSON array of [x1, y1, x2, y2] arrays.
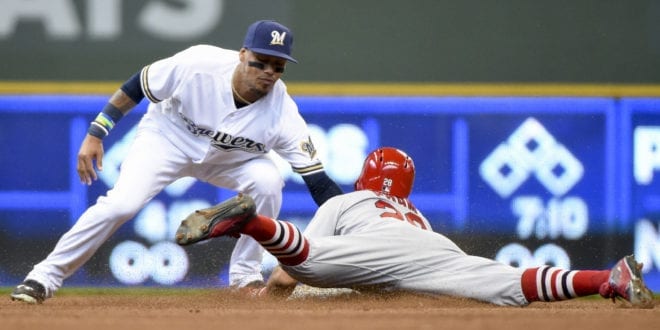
[[238, 49, 286, 96]]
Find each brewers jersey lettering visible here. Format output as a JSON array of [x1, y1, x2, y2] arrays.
[[140, 45, 321, 171]]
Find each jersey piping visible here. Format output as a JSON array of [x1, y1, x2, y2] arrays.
[[293, 163, 324, 176], [140, 65, 161, 103]]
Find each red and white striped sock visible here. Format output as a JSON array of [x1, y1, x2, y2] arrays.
[[521, 266, 610, 302], [241, 215, 310, 266]]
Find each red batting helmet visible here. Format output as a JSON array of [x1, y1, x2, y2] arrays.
[[354, 147, 415, 198]]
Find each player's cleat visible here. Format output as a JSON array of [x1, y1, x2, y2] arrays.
[[175, 193, 256, 246], [599, 255, 654, 308], [10, 279, 47, 304]]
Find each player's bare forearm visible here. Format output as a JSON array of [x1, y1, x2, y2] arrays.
[[108, 89, 138, 115], [76, 89, 135, 185], [265, 266, 298, 298]]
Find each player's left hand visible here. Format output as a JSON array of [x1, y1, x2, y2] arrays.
[[264, 266, 298, 298], [77, 134, 104, 185]]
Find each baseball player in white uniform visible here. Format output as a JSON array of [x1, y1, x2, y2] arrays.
[[175, 147, 654, 308], [11, 20, 342, 304]]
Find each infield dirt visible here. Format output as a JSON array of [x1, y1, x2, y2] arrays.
[[1, 288, 658, 330]]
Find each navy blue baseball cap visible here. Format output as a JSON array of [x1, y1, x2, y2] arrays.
[[243, 20, 297, 63]]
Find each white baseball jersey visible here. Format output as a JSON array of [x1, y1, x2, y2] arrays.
[[24, 44, 323, 295], [133, 44, 322, 287], [283, 190, 528, 306], [139, 44, 321, 172]]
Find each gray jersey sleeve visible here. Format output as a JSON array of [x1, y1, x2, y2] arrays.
[[302, 195, 346, 238]]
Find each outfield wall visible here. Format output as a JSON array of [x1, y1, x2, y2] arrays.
[[1, 94, 659, 291], [1, 0, 660, 83]]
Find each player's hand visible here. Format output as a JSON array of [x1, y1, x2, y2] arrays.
[[264, 266, 298, 299], [77, 134, 104, 185]]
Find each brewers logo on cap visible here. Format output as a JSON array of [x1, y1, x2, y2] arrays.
[[243, 20, 297, 63]]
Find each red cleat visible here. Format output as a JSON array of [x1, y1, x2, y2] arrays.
[[599, 255, 654, 308], [175, 193, 256, 245]]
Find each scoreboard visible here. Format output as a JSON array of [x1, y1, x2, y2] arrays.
[[0, 95, 658, 290]]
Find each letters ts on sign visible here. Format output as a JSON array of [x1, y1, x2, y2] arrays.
[[0, 0, 224, 40]]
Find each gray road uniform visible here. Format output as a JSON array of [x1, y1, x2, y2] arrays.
[[282, 190, 528, 306]]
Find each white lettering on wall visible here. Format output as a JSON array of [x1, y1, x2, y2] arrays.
[[634, 126, 660, 185], [139, 0, 223, 41], [0, 0, 81, 40], [88, 0, 122, 39], [635, 219, 660, 272], [0, 0, 224, 41], [512, 196, 588, 240]]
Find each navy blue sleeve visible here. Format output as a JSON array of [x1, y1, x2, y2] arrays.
[[302, 171, 344, 206], [120, 71, 145, 104]]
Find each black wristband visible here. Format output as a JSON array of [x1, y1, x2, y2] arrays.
[[87, 122, 108, 139], [102, 103, 124, 123]]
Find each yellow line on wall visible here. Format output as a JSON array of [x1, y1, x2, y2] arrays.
[[290, 83, 660, 97], [2, 81, 660, 97], [0, 81, 119, 95]]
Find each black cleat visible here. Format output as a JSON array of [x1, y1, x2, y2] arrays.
[[10, 280, 46, 304]]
